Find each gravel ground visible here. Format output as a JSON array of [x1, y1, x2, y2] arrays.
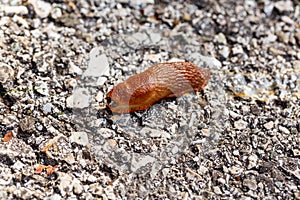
[[0, 0, 300, 199]]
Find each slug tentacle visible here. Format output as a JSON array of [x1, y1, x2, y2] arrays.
[[106, 62, 210, 113]]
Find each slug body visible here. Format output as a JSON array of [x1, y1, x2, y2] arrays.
[[107, 62, 210, 113]]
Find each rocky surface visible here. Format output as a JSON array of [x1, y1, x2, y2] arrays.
[[0, 0, 299, 199]]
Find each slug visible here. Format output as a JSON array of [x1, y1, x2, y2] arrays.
[[107, 62, 210, 113]]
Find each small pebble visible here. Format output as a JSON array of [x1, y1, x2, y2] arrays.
[[243, 179, 258, 190], [274, 1, 294, 13], [247, 154, 258, 169], [43, 103, 53, 114], [232, 45, 244, 55], [28, 0, 52, 18], [0, 64, 14, 84], [1, 5, 28, 15], [278, 126, 290, 134], [70, 132, 89, 146], [84, 48, 110, 77], [234, 119, 248, 130], [95, 91, 104, 102], [66, 88, 90, 109], [264, 121, 274, 130], [215, 33, 227, 45]]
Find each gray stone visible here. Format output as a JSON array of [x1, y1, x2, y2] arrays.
[[68, 62, 83, 75], [276, 30, 289, 44], [269, 47, 286, 56], [278, 126, 290, 134], [12, 160, 25, 172], [229, 166, 243, 175], [243, 179, 257, 190], [57, 173, 73, 197], [230, 111, 241, 119], [213, 186, 222, 195], [247, 154, 258, 169], [215, 33, 227, 45], [66, 88, 90, 109], [232, 45, 244, 55], [0, 64, 14, 83], [281, 16, 294, 25], [264, 33, 277, 44], [43, 103, 53, 114], [264, 2, 274, 16], [97, 77, 107, 86], [70, 132, 89, 146], [274, 1, 294, 13], [50, 7, 62, 19], [35, 80, 49, 96], [125, 32, 149, 48], [121, 0, 154, 8], [198, 54, 222, 69], [104, 185, 116, 200], [73, 179, 83, 195], [131, 155, 156, 173], [28, 0, 52, 18], [217, 178, 226, 185], [87, 174, 97, 183], [50, 194, 61, 200], [234, 119, 248, 130], [198, 166, 208, 174], [97, 128, 115, 139], [264, 121, 274, 130], [84, 47, 110, 77], [64, 153, 75, 165], [19, 116, 35, 132], [95, 91, 104, 102], [0, 188, 8, 200], [140, 127, 170, 138], [233, 150, 239, 156], [219, 46, 230, 59], [148, 32, 162, 44], [292, 149, 300, 157], [0, 168, 13, 185], [1, 5, 28, 15]]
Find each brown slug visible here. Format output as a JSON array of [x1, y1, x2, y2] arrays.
[[107, 62, 210, 113]]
